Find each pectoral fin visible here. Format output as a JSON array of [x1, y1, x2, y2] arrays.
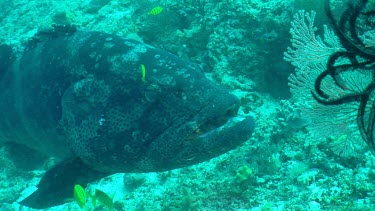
[[20, 157, 110, 209]]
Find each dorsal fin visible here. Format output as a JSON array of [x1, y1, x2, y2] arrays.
[[26, 24, 79, 49]]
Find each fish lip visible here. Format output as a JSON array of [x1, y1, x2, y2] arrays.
[[204, 116, 248, 135], [188, 116, 249, 140], [186, 103, 242, 140]]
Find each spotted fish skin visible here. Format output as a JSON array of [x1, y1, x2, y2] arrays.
[[0, 25, 255, 208]]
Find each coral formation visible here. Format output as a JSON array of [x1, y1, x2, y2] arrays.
[[1, 0, 375, 210]]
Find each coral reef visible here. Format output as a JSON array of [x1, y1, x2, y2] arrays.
[[1, 0, 375, 210]]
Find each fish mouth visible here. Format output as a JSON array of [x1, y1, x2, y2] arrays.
[[171, 102, 254, 168], [186, 103, 242, 140]]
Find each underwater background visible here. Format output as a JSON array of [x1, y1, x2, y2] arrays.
[[1, 0, 375, 210]]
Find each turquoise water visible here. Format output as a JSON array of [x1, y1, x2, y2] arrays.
[[1, 0, 375, 210]]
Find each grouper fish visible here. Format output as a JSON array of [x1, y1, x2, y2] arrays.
[[0, 25, 255, 208]]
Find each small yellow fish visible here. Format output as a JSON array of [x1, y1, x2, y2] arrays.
[[94, 189, 114, 210], [148, 6, 163, 15], [140, 64, 146, 82], [73, 184, 87, 211]]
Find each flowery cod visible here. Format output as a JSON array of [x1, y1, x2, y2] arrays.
[[0, 25, 255, 208]]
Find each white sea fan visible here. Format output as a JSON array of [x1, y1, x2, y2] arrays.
[[284, 10, 372, 156]]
